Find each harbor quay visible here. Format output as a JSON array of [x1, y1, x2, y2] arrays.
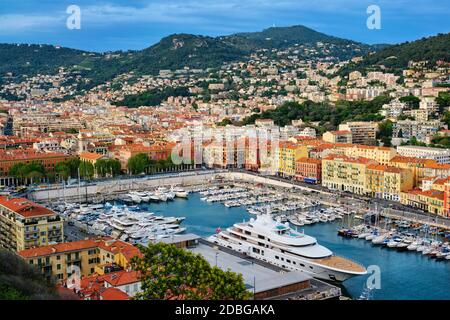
[[5, 169, 450, 300], [189, 239, 342, 300], [29, 170, 450, 231]]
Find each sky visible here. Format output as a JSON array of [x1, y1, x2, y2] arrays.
[[0, 0, 449, 52]]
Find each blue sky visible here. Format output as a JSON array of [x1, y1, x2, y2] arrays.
[[0, 0, 449, 52]]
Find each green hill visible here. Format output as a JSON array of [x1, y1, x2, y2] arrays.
[[0, 43, 99, 77], [0, 25, 378, 88], [340, 32, 450, 75]]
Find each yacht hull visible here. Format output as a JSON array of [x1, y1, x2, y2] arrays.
[[207, 235, 365, 282]]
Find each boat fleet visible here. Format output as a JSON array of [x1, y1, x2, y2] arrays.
[[338, 222, 450, 261], [123, 186, 189, 204], [198, 186, 348, 226], [53, 201, 187, 245]]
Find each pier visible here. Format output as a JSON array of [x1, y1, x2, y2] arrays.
[[381, 208, 450, 230]]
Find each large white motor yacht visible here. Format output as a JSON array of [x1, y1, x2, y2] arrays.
[[208, 214, 366, 282]]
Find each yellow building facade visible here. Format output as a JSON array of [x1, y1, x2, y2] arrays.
[[0, 196, 64, 252], [340, 145, 397, 165], [365, 164, 413, 201], [277, 142, 301, 177], [322, 155, 376, 195]]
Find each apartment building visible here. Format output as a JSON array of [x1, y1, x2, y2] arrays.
[[0, 149, 72, 186], [365, 164, 413, 202], [322, 155, 377, 195], [0, 196, 64, 252], [322, 130, 352, 144], [340, 144, 397, 165], [295, 158, 322, 184], [397, 145, 450, 164], [392, 120, 442, 143], [277, 141, 302, 177], [338, 122, 378, 145], [400, 189, 445, 217], [18, 238, 142, 282], [389, 156, 437, 187]]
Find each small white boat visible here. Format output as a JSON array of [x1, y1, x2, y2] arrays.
[[358, 232, 371, 239], [372, 235, 387, 244], [289, 218, 304, 227], [366, 233, 378, 241], [386, 240, 399, 248], [396, 242, 410, 249], [416, 245, 427, 252], [173, 187, 189, 198], [129, 194, 142, 204]]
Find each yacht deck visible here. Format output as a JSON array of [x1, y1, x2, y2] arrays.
[[314, 256, 366, 273]]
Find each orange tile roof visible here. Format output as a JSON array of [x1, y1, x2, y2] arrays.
[[103, 270, 141, 287], [18, 237, 142, 260], [390, 155, 434, 165], [100, 287, 130, 300], [424, 162, 450, 170], [406, 188, 444, 200], [0, 149, 70, 161], [97, 240, 143, 261], [19, 239, 101, 258], [80, 152, 104, 161], [432, 177, 450, 185], [0, 196, 56, 218], [366, 164, 403, 173], [323, 154, 376, 164]]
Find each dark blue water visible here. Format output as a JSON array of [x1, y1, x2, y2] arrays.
[[139, 193, 450, 300]]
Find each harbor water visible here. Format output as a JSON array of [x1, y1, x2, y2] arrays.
[[139, 193, 450, 300]]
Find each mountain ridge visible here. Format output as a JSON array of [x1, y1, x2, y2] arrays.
[[2, 26, 448, 92]]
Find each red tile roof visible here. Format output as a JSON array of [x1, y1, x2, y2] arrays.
[[18, 237, 142, 260], [100, 287, 130, 300], [80, 152, 105, 161], [0, 196, 56, 218], [103, 270, 141, 287]]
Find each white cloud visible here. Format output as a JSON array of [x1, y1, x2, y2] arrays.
[[0, 14, 63, 33]]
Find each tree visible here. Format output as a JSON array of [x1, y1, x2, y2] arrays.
[[217, 118, 233, 126], [79, 161, 94, 179], [94, 159, 122, 177], [0, 250, 61, 300], [132, 243, 251, 300], [55, 162, 70, 181], [437, 92, 450, 114], [8, 161, 46, 183], [377, 119, 394, 147], [399, 95, 420, 109], [8, 163, 27, 179], [127, 153, 150, 175]]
